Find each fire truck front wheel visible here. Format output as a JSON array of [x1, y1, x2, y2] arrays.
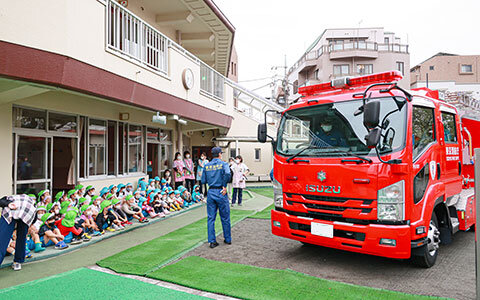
[[412, 214, 440, 268]]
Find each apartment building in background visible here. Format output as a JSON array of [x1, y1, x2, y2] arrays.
[[286, 27, 410, 101], [410, 53, 480, 118], [0, 0, 280, 196]]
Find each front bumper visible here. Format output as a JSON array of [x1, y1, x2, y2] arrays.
[[271, 209, 411, 259]]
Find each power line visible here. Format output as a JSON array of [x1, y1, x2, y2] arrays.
[[238, 76, 273, 83]]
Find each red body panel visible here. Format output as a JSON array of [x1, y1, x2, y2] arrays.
[[271, 79, 474, 260]]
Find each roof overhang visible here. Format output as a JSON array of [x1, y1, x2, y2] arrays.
[[0, 40, 232, 129]]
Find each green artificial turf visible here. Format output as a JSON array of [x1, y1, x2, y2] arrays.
[[247, 187, 273, 199], [149, 256, 446, 300], [249, 204, 274, 219], [0, 268, 205, 300], [97, 209, 253, 275]]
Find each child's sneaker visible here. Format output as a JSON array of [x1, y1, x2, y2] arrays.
[[158, 212, 166, 218], [34, 243, 46, 253], [92, 230, 101, 236], [126, 221, 133, 225], [99, 230, 105, 235], [12, 262, 21, 271], [106, 227, 115, 232], [82, 234, 91, 241], [55, 241, 69, 250], [71, 236, 83, 245]]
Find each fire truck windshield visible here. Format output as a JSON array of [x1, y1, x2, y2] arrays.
[[276, 97, 407, 158]]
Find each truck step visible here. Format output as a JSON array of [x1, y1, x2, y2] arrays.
[[450, 217, 460, 234]]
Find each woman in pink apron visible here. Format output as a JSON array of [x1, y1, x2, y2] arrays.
[[173, 152, 185, 189], [183, 151, 195, 194]]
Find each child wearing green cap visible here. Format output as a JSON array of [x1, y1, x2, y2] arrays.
[[75, 185, 85, 198], [38, 213, 68, 250], [111, 198, 129, 228], [122, 195, 148, 223], [80, 205, 100, 236], [55, 191, 67, 203], [95, 200, 119, 233], [27, 206, 47, 253], [56, 210, 90, 244], [37, 190, 51, 206], [84, 186, 95, 203]]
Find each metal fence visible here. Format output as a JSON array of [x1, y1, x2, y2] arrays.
[[106, 0, 168, 74]]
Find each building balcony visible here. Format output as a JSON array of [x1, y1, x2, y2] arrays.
[[288, 41, 409, 74], [0, 0, 283, 130]]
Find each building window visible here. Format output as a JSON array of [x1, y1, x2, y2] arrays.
[[48, 112, 77, 133], [254, 148, 261, 162], [333, 64, 349, 76], [12, 107, 46, 130], [396, 61, 404, 76], [384, 37, 389, 44], [314, 69, 319, 80], [460, 64, 473, 73], [128, 124, 144, 173], [293, 80, 298, 94], [429, 66, 434, 71], [230, 148, 240, 158], [88, 119, 107, 176], [357, 64, 373, 75]]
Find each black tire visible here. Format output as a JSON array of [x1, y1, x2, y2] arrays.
[[411, 213, 440, 268]]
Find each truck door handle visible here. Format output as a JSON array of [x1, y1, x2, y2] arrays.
[[458, 161, 462, 176], [436, 163, 441, 180]]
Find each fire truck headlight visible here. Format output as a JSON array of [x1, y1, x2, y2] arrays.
[[377, 180, 405, 221], [272, 177, 283, 208]]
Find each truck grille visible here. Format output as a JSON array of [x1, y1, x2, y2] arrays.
[[284, 193, 376, 222], [289, 222, 366, 241]]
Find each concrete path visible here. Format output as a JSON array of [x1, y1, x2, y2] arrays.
[[0, 190, 272, 290]]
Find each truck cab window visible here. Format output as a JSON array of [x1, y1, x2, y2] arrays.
[[441, 112, 457, 143], [412, 106, 436, 159]]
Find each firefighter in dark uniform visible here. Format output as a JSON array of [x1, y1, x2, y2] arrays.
[[201, 147, 232, 248]]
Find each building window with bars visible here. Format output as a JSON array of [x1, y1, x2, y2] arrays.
[[357, 64, 373, 75], [333, 64, 349, 76]]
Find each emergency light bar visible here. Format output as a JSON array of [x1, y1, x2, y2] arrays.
[[298, 70, 403, 96]]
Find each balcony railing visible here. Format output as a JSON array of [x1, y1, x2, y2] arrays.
[[288, 41, 409, 74], [107, 0, 169, 74], [200, 63, 225, 101]]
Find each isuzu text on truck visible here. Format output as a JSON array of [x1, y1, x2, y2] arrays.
[[258, 71, 476, 267]]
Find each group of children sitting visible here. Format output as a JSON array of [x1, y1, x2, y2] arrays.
[[7, 176, 205, 258]]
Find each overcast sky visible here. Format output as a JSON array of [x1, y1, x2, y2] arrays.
[[214, 0, 480, 96]]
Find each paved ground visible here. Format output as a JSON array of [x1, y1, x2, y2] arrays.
[[184, 218, 475, 300]]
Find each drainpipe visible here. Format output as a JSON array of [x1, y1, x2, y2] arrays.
[[235, 139, 239, 157]]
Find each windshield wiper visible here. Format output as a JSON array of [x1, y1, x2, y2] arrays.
[[328, 148, 373, 163], [286, 144, 323, 163]]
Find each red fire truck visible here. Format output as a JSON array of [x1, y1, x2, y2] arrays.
[[258, 71, 476, 267]]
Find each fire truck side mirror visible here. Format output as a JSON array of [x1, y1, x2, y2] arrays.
[[363, 100, 381, 129], [366, 128, 382, 148], [258, 123, 267, 143]]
